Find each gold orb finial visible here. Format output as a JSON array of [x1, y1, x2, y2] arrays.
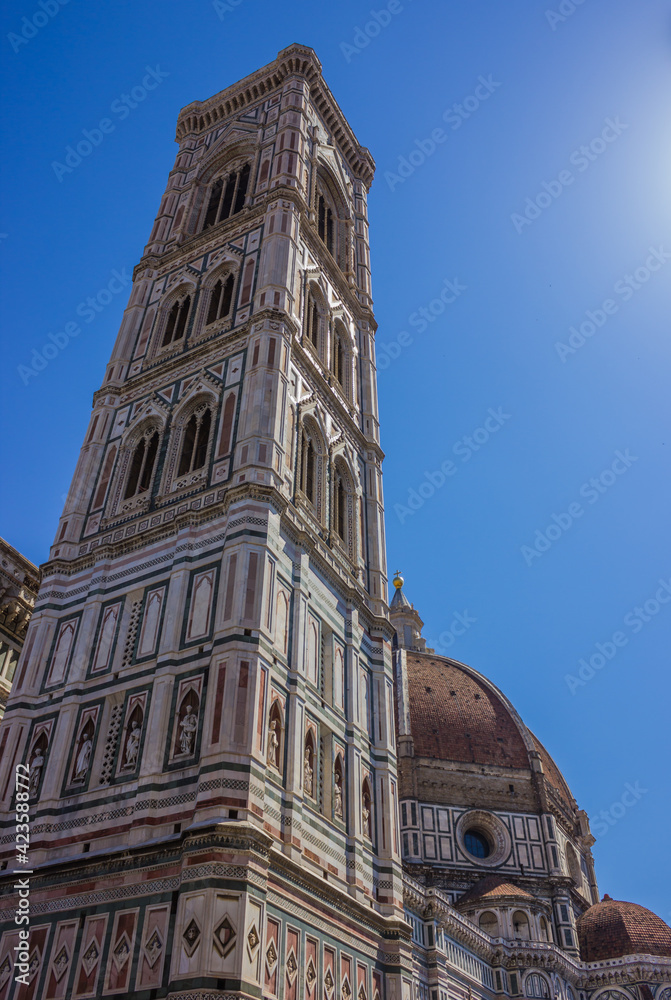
[[393, 571, 404, 589]]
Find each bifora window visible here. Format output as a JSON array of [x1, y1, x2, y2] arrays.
[[162, 296, 191, 346], [124, 431, 159, 499], [202, 164, 250, 230], [464, 829, 491, 858], [206, 274, 235, 325], [178, 406, 212, 478]]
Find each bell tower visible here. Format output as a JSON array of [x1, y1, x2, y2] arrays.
[[0, 46, 411, 1000]]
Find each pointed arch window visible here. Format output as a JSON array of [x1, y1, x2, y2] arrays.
[[162, 296, 191, 346], [318, 194, 334, 256], [124, 430, 159, 499], [178, 406, 212, 478], [299, 428, 316, 505], [306, 295, 320, 351], [332, 328, 345, 386], [202, 164, 250, 231], [334, 473, 346, 540], [206, 273, 235, 325]]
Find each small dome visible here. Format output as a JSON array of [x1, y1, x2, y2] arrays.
[[457, 875, 536, 907], [577, 896, 671, 961]]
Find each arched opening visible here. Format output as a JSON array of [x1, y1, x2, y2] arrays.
[[202, 163, 250, 230], [318, 193, 335, 256], [267, 700, 283, 771], [513, 910, 531, 941], [124, 430, 159, 499], [539, 916, 551, 943], [333, 469, 347, 542], [332, 326, 345, 387], [177, 406, 212, 478], [304, 730, 315, 798], [362, 777, 372, 839], [333, 754, 344, 821], [478, 911, 499, 937], [525, 976, 550, 999], [299, 426, 317, 506], [206, 273, 235, 325], [162, 295, 191, 346], [174, 692, 200, 757], [306, 294, 320, 351]]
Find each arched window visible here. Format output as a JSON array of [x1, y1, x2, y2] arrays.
[[334, 472, 346, 541], [267, 700, 283, 771], [124, 431, 159, 499], [178, 406, 212, 478], [306, 295, 320, 351], [479, 912, 499, 937], [525, 976, 549, 999], [332, 327, 345, 386], [202, 164, 250, 230], [513, 910, 531, 941], [300, 429, 316, 505], [162, 296, 191, 346], [206, 273, 235, 325], [318, 193, 334, 255], [362, 777, 372, 839], [539, 916, 551, 942]]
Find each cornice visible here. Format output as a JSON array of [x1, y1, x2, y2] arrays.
[[175, 44, 375, 188]]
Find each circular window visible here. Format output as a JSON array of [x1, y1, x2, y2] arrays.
[[456, 810, 512, 867], [464, 829, 491, 858]]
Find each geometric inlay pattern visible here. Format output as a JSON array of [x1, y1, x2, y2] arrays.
[[81, 939, 100, 977], [144, 928, 164, 969], [183, 919, 201, 958], [213, 914, 237, 958]]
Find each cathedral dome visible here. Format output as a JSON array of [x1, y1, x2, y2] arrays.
[[577, 895, 671, 961], [402, 651, 573, 805]]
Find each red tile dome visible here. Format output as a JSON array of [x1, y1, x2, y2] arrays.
[[577, 895, 671, 960], [403, 652, 573, 804]]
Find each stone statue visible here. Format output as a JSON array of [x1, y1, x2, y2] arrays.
[[334, 771, 343, 819], [122, 720, 141, 770], [179, 704, 198, 755], [304, 747, 313, 796], [29, 746, 45, 796], [267, 719, 279, 768], [362, 799, 371, 838], [73, 735, 93, 781]]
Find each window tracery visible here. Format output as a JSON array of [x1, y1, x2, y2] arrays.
[[202, 164, 250, 230]]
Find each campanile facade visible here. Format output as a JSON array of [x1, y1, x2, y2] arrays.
[[0, 45, 411, 1000]]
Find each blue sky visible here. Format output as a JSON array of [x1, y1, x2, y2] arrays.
[[1, 0, 670, 916]]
